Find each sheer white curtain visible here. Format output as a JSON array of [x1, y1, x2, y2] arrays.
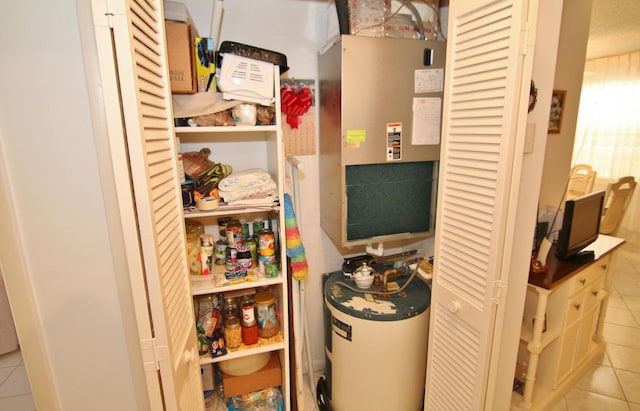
[[572, 51, 640, 233]]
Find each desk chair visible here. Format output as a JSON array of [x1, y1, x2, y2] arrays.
[[565, 164, 597, 201], [600, 176, 637, 235]]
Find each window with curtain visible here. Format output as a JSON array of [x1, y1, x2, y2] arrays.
[[572, 50, 640, 233]]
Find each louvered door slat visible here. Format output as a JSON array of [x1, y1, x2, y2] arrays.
[[137, 55, 166, 85], [131, 16, 162, 57], [130, 1, 157, 37], [425, 0, 532, 409], [450, 107, 504, 120], [135, 64, 165, 92], [145, 129, 172, 143], [132, 32, 162, 68], [140, 102, 168, 120], [139, 89, 167, 110], [137, 71, 165, 95]]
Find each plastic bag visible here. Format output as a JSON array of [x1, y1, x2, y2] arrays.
[[226, 387, 284, 411]]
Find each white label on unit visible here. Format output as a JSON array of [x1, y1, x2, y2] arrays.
[[386, 122, 402, 161], [412, 97, 441, 145], [415, 68, 444, 93]]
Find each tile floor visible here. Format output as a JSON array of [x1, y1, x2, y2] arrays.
[[1, 230, 638, 411], [0, 349, 34, 411]]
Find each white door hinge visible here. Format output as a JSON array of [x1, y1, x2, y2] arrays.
[[518, 28, 529, 56], [492, 280, 507, 305], [140, 338, 169, 372], [104, 0, 125, 28]]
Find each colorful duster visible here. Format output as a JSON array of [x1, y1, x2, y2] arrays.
[[283, 193, 308, 280]]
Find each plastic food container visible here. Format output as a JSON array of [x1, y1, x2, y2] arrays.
[[218, 352, 271, 376]]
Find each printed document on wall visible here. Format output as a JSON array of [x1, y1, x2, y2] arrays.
[[412, 97, 441, 145]]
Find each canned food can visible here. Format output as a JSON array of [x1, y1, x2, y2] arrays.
[[225, 247, 237, 271], [226, 220, 243, 248], [214, 240, 227, 265], [259, 254, 278, 278], [252, 220, 265, 238], [217, 217, 232, 240], [236, 245, 252, 270], [244, 238, 258, 268], [241, 222, 250, 240], [257, 229, 275, 256]]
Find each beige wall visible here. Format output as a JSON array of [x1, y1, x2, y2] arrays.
[[538, 0, 594, 211]]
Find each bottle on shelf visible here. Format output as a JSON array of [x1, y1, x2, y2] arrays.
[[199, 234, 214, 276], [241, 295, 259, 345]]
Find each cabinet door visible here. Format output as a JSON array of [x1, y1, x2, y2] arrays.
[[425, 0, 536, 409], [91, 0, 204, 409], [574, 281, 603, 365], [555, 293, 583, 385]]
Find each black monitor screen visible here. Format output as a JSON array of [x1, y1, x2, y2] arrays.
[[556, 190, 605, 260]]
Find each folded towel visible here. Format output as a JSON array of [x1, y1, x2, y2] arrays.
[[218, 168, 277, 202]]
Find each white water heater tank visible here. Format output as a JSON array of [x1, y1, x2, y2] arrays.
[[323, 271, 431, 411]]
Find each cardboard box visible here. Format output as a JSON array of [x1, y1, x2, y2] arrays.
[[222, 352, 282, 398], [165, 20, 196, 94]]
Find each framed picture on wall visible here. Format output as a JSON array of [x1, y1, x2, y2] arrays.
[[548, 90, 566, 134]]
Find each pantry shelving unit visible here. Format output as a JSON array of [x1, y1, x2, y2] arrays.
[[175, 65, 291, 406]]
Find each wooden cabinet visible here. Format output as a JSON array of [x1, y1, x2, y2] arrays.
[[511, 235, 624, 411], [553, 256, 608, 387], [176, 65, 291, 408]]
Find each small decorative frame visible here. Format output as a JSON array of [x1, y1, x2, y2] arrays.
[[548, 89, 566, 134]]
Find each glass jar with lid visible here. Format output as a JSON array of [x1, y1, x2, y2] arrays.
[[254, 290, 279, 338], [223, 317, 242, 349], [221, 296, 239, 322]]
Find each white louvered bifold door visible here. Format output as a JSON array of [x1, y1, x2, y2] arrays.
[[91, 0, 203, 409], [425, 1, 535, 410]]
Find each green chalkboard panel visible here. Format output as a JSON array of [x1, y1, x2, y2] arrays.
[[345, 162, 434, 241]]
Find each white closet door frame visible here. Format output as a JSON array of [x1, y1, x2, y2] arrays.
[[89, 1, 203, 409], [425, 0, 538, 409]]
